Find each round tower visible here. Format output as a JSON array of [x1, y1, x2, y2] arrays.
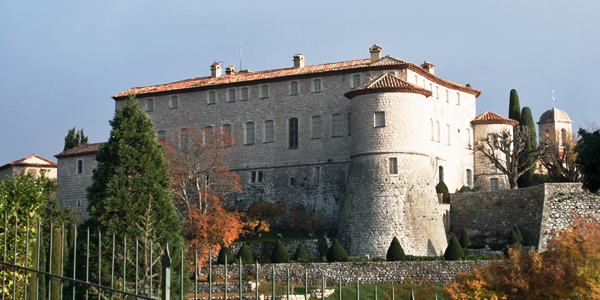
[[538, 107, 573, 148], [471, 112, 519, 191], [338, 73, 448, 257]]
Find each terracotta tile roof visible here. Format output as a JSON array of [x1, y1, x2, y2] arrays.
[[471, 111, 519, 126], [54, 143, 105, 159], [113, 55, 481, 100], [0, 154, 57, 172], [345, 73, 432, 99]]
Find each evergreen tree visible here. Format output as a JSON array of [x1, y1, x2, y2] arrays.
[[435, 181, 450, 203], [217, 246, 234, 264], [63, 127, 89, 151], [326, 239, 348, 262], [508, 89, 521, 122], [459, 229, 472, 249], [82, 95, 187, 298], [517, 107, 537, 188], [507, 229, 521, 246], [444, 236, 465, 261], [575, 128, 600, 193], [237, 243, 254, 264], [386, 237, 405, 261], [293, 243, 309, 262], [270, 240, 290, 263], [513, 225, 524, 243]]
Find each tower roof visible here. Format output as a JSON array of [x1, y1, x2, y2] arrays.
[[471, 112, 519, 126], [344, 72, 432, 99], [538, 107, 573, 124], [55, 143, 105, 159], [0, 154, 57, 172]]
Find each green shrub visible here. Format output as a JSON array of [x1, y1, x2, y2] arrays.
[[463, 248, 472, 256], [293, 243, 309, 262], [347, 256, 366, 262], [444, 236, 464, 261], [513, 225, 524, 243], [386, 237, 405, 261], [270, 240, 290, 263], [326, 239, 348, 262], [237, 243, 254, 264], [507, 229, 520, 246], [458, 186, 474, 193], [371, 257, 385, 262], [459, 229, 471, 248], [217, 246, 234, 264], [436, 181, 450, 203]]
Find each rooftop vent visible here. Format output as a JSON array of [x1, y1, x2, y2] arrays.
[[369, 44, 382, 62], [210, 63, 222, 78], [293, 54, 305, 68], [225, 66, 237, 75], [421, 61, 435, 75]]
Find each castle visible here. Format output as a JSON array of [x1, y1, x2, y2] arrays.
[[53, 45, 574, 257]]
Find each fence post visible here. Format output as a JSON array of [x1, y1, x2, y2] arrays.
[[356, 281, 359, 300], [209, 250, 212, 300], [239, 258, 243, 300], [304, 269, 307, 300], [161, 243, 171, 300], [255, 261, 259, 300]]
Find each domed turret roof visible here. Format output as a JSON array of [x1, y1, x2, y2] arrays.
[[471, 111, 519, 126], [344, 73, 432, 99], [538, 107, 572, 124]]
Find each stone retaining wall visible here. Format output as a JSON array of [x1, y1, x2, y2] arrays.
[[229, 240, 321, 262]]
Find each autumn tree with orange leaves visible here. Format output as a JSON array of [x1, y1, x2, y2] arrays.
[[445, 214, 600, 299], [161, 125, 247, 265]]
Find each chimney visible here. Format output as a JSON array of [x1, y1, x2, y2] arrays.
[[210, 63, 222, 78], [421, 61, 435, 75], [293, 54, 305, 68], [369, 44, 382, 62], [225, 66, 237, 75]]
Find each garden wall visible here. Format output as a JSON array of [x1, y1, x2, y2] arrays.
[[229, 239, 321, 261]]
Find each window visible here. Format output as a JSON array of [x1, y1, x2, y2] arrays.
[[375, 112, 385, 127], [490, 178, 499, 191], [241, 88, 249, 101], [423, 79, 426, 88], [487, 133, 496, 149], [289, 177, 296, 186], [446, 90, 449, 103], [456, 92, 460, 105], [314, 166, 321, 184], [171, 96, 179, 108], [313, 79, 321, 93], [429, 83, 433, 91], [289, 118, 298, 148], [348, 113, 352, 136], [77, 160, 83, 174], [264, 120, 274, 143], [261, 85, 269, 98], [146, 99, 154, 111], [466, 169, 473, 187], [389, 158, 398, 174], [209, 91, 216, 104], [228, 89, 236, 102], [157, 130, 166, 140], [204, 126, 213, 145], [223, 124, 232, 138], [311, 116, 322, 139], [77, 199, 81, 207], [250, 171, 263, 183], [436, 86, 439, 99], [436, 121, 440, 142], [245, 122, 255, 144], [431, 119, 434, 141], [332, 114, 343, 136], [447, 124, 451, 145], [179, 128, 188, 150], [290, 81, 298, 95], [415, 75, 418, 84], [561, 129, 567, 146], [352, 74, 361, 88], [466, 128, 472, 148], [439, 166, 444, 183]]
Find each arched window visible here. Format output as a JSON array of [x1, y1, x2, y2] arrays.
[[313, 79, 321, 92], [436, 86, 439, 99], [561, 129, 567, 146], [439, 166, 444, 183], [436, 121, 441, 142], [456, 92, 461, 105], [466, 128, 472, 147], [245, 122, 255, 144], [446, 90, 449, 103], [431, 119, 434, 141], [311, 116, 322, 138], [332, 114, 343, 136], [290, 81, 298, 95], [415, 75, 418, 84], [447, 124, 451, 145], [264, 120, 274, 143], [289, 118, 298, 148]]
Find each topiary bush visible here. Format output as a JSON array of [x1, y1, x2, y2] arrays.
[[386, 237, 405, 261], [237, 242, 254, 264], [326, 239, 348, 262], [513, 225, 523, 243], [458, 186, 474, 193], [436, 181, 450, 203], [217, 246, 234, 264], [270, 240, 290, 263], [444, 236, 465, 261], [293, 243, 309, 262], [507, 229, 520, 246], [459, 229, 472, 249]]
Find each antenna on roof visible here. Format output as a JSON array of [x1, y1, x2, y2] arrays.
[[552, 89, 555, 108], [240, 41, 242, 71]]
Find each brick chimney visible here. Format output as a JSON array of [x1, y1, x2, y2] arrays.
[[421, 61, 435, 75], [210, 63, 222, 78], [369, 44, 382, 62], [225, 66, 237, 75], [293, 54, 305, 68]]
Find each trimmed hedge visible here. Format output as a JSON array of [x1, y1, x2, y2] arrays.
[[444, 236, 464, 261], [436, 181, 450, 203], [270, 240, 290, 263], [386, 237, 405, 261], [326, 239, 348, 262], [293, 243, 309, 262], [237, 242, 254, 264], [459, 229, 471, 248], [217, 247, 234, 264]]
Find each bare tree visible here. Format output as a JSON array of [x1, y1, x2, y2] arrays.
[[474, 127, 550, 189], [539, 130, 580, 182]]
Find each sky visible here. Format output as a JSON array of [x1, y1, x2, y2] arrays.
[[1, 0, 599, 165]]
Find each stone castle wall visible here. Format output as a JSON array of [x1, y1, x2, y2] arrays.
[[56, 154, 97, 221]]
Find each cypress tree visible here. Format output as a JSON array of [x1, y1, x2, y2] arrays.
[[459, 229, 471, 249], [508, 89, 521, 122], [217, 246, 234, 264], [271, 240, 290, 263], [513, 225, 524, 243], [237, 243, 254, 264], [63, 127, 89, 151], [507, 229, 520, 246], [517, 107, 537, 188], [293, 243, 309, 262], [326, 239, 348, 262], [444, 236, 464, 261], [386, 237, 405, 261], [83, 95, 187, 297]]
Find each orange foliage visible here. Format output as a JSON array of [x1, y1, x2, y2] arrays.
[[445, 214, 600, 299], [161, 125, 247, 266]]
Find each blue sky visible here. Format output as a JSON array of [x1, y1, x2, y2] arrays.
[[1, 0, 599, 165]]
